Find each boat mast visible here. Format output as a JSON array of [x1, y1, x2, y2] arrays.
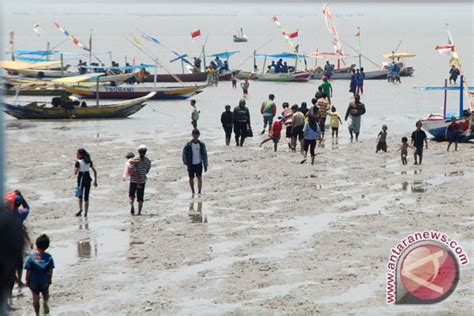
[[89, 29, 93, 69]]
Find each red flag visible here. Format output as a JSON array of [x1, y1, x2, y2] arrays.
[[191, 29, 201, 38], [435, 44, 454, 55], [286, 31, 298, 39]]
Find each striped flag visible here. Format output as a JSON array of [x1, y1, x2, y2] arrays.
[[53, 21, 89, 51], [272, 16, 297, 49], [191, 29, 201, 39], [435, 44, 455, 55], [322, 3, 345, 57], [355, 27, 361, 52], [141, 32, 160, 45]]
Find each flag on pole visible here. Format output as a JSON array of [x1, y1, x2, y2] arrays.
[[53, 21, 89, 51], [322, 3, 345, 57], [435, 44, 455, 55], [285, 31, 299, 39], [141, 32, 160, 45], [191, 29, 201, 39], [33, 24, 46, 38], [355, 28, 361, 52]]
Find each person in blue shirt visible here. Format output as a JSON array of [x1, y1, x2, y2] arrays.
[[301, 114, 321, 165], [357, 67, 365, 94], [24, 234, 54, 316]]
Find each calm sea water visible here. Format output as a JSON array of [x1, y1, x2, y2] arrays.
[[2, 1, 473, 143]]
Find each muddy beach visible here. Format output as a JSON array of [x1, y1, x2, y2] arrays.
[[5, 120, 473, 315]]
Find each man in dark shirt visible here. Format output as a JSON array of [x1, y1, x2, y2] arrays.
[[449, 65, 460, 84], [221, 105, 233, 146], [411, 121, 428, 165]]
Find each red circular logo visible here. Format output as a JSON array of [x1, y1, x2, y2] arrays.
[[400, 244, 458, 302]]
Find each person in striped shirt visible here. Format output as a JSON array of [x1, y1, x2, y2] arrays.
[[129, 145, 151, 216]]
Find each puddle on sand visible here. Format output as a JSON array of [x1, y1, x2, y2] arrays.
[[188, 200, 208, 223], [45, 218, 129, 277], [317, 278, 382, 304]]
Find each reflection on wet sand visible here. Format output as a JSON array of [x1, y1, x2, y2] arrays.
[[188, 201, 207, 223], [77, 240, 98, 258]]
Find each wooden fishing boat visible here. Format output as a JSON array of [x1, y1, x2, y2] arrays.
[[311, 69, 388, 80], [15, 68, 80, 78], [142, 71, 232, 83], [64, 84, 206, 100], [233, 28, 248, 43], [1, 92, 155, 120], [237, 70, 311, 82], [2, 87, 69, 96]]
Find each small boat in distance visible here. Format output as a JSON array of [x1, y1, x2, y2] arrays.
[[233, 28, 248, 43]]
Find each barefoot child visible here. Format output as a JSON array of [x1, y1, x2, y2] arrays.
[[241, 79, 249, 98], [326, 106, 342, 138], [446, 116, 460, 151], [411, 120, 428, 165], [260, 116, 283, 152], [376, 124, 388, 153], [123, 152, 141, 183], [25, 234, 54, 316], [398, 137, 410, 165]]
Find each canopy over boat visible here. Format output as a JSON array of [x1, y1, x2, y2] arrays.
[[383, 52, 416, 59], [0, 60, 61, 70], [415, 86, 474, 91], [307, 51, 353, 59], [256, 52, 307, 59], [208, 51, 239, 59], [52, 73, 104, 84]]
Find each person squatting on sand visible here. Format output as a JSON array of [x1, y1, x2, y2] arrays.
[[129, 145, 151, 215], [182, 129, 208, 197], [74, 149, 98, 217]]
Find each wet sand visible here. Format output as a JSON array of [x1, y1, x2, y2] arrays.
[[6, 122, 474, 315]]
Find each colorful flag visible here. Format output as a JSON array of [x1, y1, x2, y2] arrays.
[[322, 3, 345, 57], [285, 31, 299, 39], [141, 32, 160, 45], [33, 24, 46, 38], [355, 28, 361, 52], [53, 21, 89, 51], [272, 16, 297, 50], [191, 29, 201, 39], [435, 44, 454, 55]]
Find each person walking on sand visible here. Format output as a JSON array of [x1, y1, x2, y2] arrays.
[[74, 149, 97, 217], [281, 102, 293, 149], [411, 121, 428, 165], [231, 72, 237, 88], [291, 104, 305, 152], [24, 234, 54, 316], [398, 137, 411, 165], [357, 67, 365, 94], [241, 79, 249, 98], [349, 69, 357, 96], [446, 116, 460, 151], [190, 99, 200, 129], [129, 145, 151, 215], [260, 94, 277, 134], [183, 129, 208, 198], [260, 116, 283, 152], [344, 94, 366, 142], [326, 105, 343, 138], [221, 105, 233, 146], [320, 76, 333, 104], [301, 114, 321, 165], [376, 124, 388, 153], [233, 99, 251, 146], [317, 92, 330, 138]]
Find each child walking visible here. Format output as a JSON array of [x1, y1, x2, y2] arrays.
[[241, 79, 249, 98], [398, 137, 410, 165], [25, 234, 54, 316], [260, 116, 283, 152], [446, 116, 460, 151], [326, 106, 342, 138], [123, 152, 141, 183], [411, 121, 428, 165], [376, 124, 388, 153]]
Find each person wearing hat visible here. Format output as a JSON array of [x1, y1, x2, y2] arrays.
[[129, 144, 151, 215], [344, 94, 366, 141], [220, 105, 233, 146], [376, 124, 388, 153], [259, 116, 283, 152]]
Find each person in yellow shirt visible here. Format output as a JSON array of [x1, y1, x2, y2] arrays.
[[326, 105, 343, 138]]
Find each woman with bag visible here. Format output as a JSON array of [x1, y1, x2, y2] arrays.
[[74, 148, 97, 217]]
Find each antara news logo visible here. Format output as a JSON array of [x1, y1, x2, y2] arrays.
[[386, 230, 469, 304]]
